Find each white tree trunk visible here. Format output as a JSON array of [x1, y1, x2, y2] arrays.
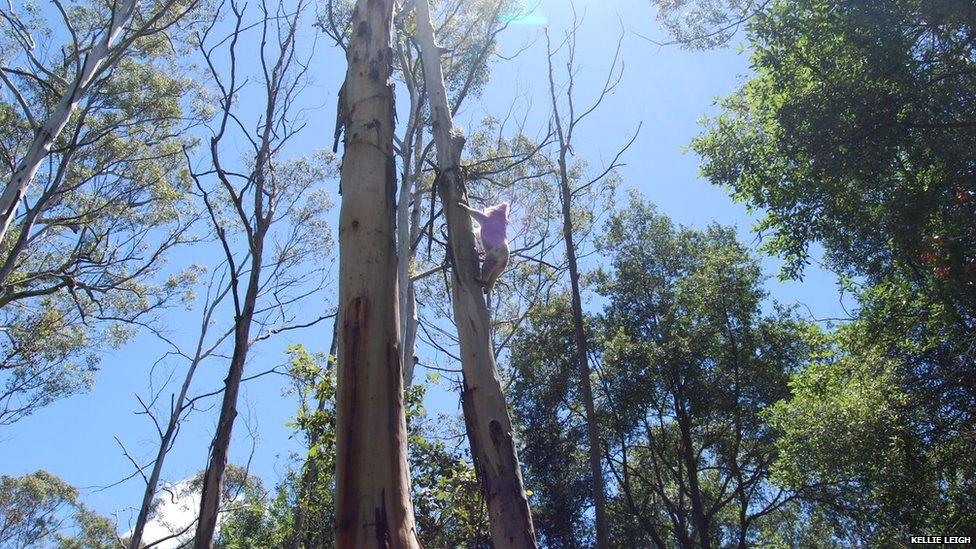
[[334, 0, 420, 546], [396, 58, 425, 387], [0, 0, 138, 245], [413, 0, 537, 546], [396, 167, 419, 385]]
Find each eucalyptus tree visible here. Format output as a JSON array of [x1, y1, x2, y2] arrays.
[[391, 0, 529, 386], [414, 0, 541, 544], [0, 0, 201, 245], [182, 0, 336, 545], [0, 0, 203, 425], [321, 0, 534, 387], [332, 0, 421, 544], [0, 470, 117, 548]]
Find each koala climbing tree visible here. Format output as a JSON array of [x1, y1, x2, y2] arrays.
[[413, 0, 538, 546], [460, 201, 511, 294]]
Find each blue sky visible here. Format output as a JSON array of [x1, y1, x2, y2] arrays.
[[1, 0, 849, 538]]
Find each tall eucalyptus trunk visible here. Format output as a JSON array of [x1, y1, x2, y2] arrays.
[[413, 0, 537, 546], [334, 0, 420, 546]]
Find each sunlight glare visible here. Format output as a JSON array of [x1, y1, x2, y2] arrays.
[[502, 8, 548, 27]]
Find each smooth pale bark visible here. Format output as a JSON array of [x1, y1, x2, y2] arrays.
[[395, 109, 421, 386], [395, 44, 425, 387], [398, 151, 424, 387], [401, 178, 424, 385], [0, 0, 138, 246], [334, 0, 419, 546], [396, 174, 416, 382], [413, 1, 537, 546]]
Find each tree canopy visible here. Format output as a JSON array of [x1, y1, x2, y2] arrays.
[[2, 0, 973, 546]]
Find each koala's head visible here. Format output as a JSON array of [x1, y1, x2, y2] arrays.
[[488, 202, 509, 220]]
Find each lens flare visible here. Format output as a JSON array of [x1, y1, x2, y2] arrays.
[[501, 9, 548, 27]]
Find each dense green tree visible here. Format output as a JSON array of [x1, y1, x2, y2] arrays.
[[692, 0, 976, 539], [766, 321, 974, 543], [596, 196, 815, 548], [507, 195, 817, 548], [508, 298, 594, 548], [0, 470, 117, 548]]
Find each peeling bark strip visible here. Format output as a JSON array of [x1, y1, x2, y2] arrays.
[[412, 0, 537, 546], [334, 0, 420, 547]]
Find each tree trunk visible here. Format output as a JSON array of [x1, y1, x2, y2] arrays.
[[334, 0, 420, 546], [396, 142, 420, 385], [675, 398, 710, 549], [396, 173, 415, 382], [555, 156, 610, 549], [193, 238, 264, 549], [395, 43, 425, 387], [545, 28, 611, 548], [413, 1, 537, 546], [0, 0, 138, 246]]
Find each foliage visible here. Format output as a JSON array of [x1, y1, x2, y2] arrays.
[[507, 195, 819, 547], [693, 0, 976, 539], [214, 471, 297, 549], [0, 0, 204, 425], [767, 322, 974, 543], [213, 345, 336, 549], [407, 380, 490, 548], [652, 0, 763, 48], [214, 348, 490, 548], [508, 297, 594, 548], [0, 470, 117, 549], [596, 196, 816, 547]]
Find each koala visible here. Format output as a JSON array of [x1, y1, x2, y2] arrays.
[[459, 201, 510, 294]]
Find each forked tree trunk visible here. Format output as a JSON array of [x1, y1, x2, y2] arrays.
[[413, 1, 537, 546], [128, 304, 220, 549], [0, 0, 138, 246], [334, 0, 420, 546]]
